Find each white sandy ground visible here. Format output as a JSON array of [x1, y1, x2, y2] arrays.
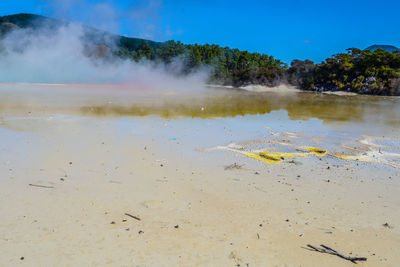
[[0, 111, 399, 267]]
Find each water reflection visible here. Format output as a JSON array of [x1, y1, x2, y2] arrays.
[[81, 90, 400, 127], [0, 83, 399, 127]]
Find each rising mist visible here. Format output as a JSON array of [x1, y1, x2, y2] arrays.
[[0, 19, 209, 92]]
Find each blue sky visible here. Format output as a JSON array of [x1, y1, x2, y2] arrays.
[[1, 0, 399, 63]]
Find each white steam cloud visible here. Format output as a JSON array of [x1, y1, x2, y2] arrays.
[[0, 22, 209, 90]]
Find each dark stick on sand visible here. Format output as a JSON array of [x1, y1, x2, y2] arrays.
[[305, 244, 367, 264], [28, 184, 54, 189], [125, 213, 141, 221]]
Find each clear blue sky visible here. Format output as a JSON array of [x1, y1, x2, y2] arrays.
[[1, 0, 399, 63]]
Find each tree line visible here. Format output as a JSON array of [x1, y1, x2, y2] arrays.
[[287, 48, 400, 95], [115, 40, 400, 95], [1, 14, 399, 95], [114, 40, 287, 87]]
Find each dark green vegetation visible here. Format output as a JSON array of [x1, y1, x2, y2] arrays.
[[1, 13, 400, 95], [288, 48, 400, 95], [126, 40, 286, 87]]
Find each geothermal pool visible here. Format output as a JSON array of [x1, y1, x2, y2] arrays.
[[0, 83, 399, 266]]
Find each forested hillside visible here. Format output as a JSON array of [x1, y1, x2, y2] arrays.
[[288, 48, 400, 95], [1, 13, 399, 95]]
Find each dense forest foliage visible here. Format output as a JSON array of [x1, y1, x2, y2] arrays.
[[117, 39, 400, 95], [1, 13, 400, 95], [288, 48, 400, 95], [115, 40, 286, 87]]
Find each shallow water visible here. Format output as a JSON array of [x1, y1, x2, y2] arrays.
[[1, 83, 399, 127], [0, 83, 399, 166]]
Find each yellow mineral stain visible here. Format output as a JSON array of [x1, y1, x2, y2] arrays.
[[259, 152, 294, 158], [305, 147, 328, 156], [242, 152, 283, 164], [232, 148, 330, 164], [218, 145, 397, 167]]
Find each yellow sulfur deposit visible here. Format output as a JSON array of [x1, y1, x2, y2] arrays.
[[305, 147, 328, 156], [241, 152, 283, 163], [239, 148, 327, 164], [216, 144, 397, 167]]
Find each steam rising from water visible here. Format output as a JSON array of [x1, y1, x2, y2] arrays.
[[0, 14, 399, 135], [0, 22, 208, 90]]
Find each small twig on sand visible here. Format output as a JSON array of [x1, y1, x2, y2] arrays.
[[125, 213, 141, 221], [29, 184, 54, 189], [382, 222, 393, 229], [305, 244, 367, 264], [224, 163, 243, 170]]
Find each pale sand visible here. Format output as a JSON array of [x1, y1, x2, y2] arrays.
[[0, 83, 399, 266], [0, 112, 398, 267]]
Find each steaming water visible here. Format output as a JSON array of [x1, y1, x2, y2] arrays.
[[0, 83, 399, 170], [0, 83, 399, 132]]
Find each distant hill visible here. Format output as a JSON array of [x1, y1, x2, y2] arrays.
[[0, 13, 162, 51], [365, 44, 399, 52], [0, 13, 58, 28]]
